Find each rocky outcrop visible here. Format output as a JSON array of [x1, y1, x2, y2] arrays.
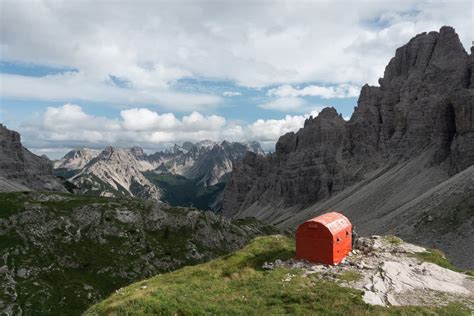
[[222, 27, 474, 267], [263, 235, 474, 310], [0, 124, 65, 192]]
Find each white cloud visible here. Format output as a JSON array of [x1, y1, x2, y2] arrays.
[[258, 96, 325, 113], [40, 104, 121, 143], [267, 84, 361, 99], [120, 108, 179, 131], [0, 0, 470, 94], [248, 110, 321, 151], [21, 104, 325, 154], [181, 111, 227, 131], [223, 91, 242, 97], [0, 72, 221, 111], [250, 115, 305, 142], [22, 104, 232, 146], [259, 97, 309, 112], [44, 104, 120, 132]]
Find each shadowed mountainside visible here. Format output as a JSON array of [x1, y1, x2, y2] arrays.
[[222, 26, 474, 268]]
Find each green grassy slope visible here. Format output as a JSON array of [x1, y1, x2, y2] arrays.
[[0, 192, 277, 315], [86, 236, 469, 316]]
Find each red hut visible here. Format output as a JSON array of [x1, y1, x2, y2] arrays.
[[295, 212, 352, 265]]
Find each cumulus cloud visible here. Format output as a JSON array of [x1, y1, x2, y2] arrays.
[[0, 0, 470, 94], [44, 104, 120, 131], [267, 84, 361, 99], [120, 108, 179, 131], [40, 104, 121, 143], [182, 111, 227, 131], [250, 115, 306, 142], [21, 104, 324, 154], [223, 91, 242, 97]]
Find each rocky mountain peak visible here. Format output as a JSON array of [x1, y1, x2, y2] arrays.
[[94, 146, 139, 163], [244, 141, 265, 155], [196, 139, 216, 148], [276, 107, 346, 155], [0, 123, 21, 145], [72, 146, 161, 200], [302, 107, 341, 129], [172, 143, 183, 153], [63, 148, 84, 159], [220, 140, 231, 147], [94, 147, 141, 167], [130, 146, 145, 159], [181, 141, 195, 151], [55, 148, 101, 170], [222, 27, 473, 267], [0, 124, 65, 192], [99, 146, 115, 157], [380, 25, 468, 92], [316, 107, 340, 119]]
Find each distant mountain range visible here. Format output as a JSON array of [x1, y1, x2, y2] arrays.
[[0, 125, 272, 314], [54, 140, 264, 209]]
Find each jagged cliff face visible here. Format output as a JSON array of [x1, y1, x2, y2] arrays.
[[222, 27, 474, 267], [349, 26, 472, 171], [0, 124, 65, 192]]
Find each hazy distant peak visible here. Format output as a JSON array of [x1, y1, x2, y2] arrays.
[[196, 139, 217, 149], [55, 148, 101, 170]]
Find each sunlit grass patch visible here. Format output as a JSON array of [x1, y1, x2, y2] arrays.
[[383, 235, 403, 245], [86, 235, 471, 316], [413, 249, 460, 272]]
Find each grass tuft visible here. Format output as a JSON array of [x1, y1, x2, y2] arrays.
[[383, 235, 403, 245], [414, 249, 460, 272], [336, 270, 363, 282]]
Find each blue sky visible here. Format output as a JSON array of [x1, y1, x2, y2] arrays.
[[0, 0, 472, 159]]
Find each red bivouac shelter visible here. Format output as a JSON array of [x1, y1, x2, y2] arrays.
[[295, 212, 352, 265]]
